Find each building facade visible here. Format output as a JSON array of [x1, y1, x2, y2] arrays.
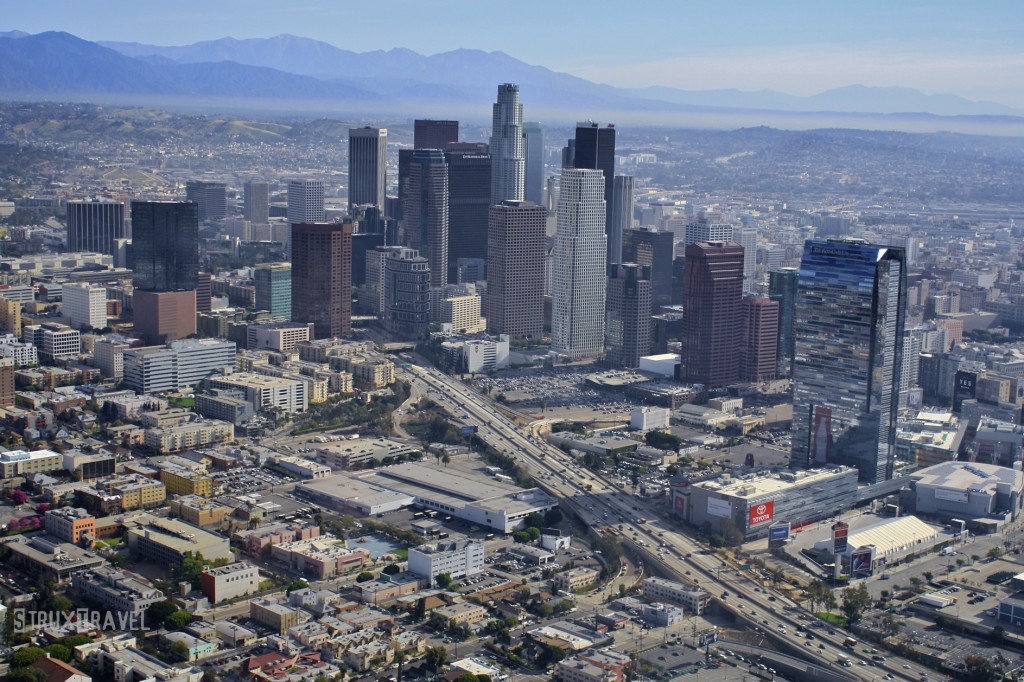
[[287, 179, 325, 226], [741, 297, 779, 382], [63, 283, 107, 330], [254, 263, 292, 320], [408, 540, 485, 581], [485, 200, 546, 338], [402, 149, 449, 287], [681, 241, 744, 388], [769, 267, 799, 377], [605, 263, 652, 369], [573, 122, 617, 263], [489, 83, 525, 204], [67, 199, 126, 255], [291, 222, 353, 339], [185, 180, 227, 223], [348, 127, 387, 211]]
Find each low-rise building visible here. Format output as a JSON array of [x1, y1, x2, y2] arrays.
[[6, 534, 105, 583], [237, 521, 320, 558], [640, 602, 686, 626], [44, 507, 96, 547], [556, 649, 632, 682], [408, 539, 485, 581], [158, 464, 214, 497], [199, 561, 260, 603], [72, 565, 164, 617], [357, 572, 424, 605], [553, 567, 599, 592], [161, 631, 215, 662], [170, 495, 231, 528], [630, 406, 671, 431], [0, 448, 62, 478], [145, 420, 234, 454], [911, 460, 1024, 522], [250, 598, 301, 634], [207, 372, 308, 414], [272, 455, 332, 479], [123, 515, 233, 566], [642, 578, 709, 615], [435, 601, 488, 626], [270, 536, 370, 579]]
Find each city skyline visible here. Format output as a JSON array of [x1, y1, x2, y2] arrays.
[[4, 2, 1023, 108]]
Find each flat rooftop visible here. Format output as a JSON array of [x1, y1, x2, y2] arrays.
[[694, 466, 856, 497], [912, 461, 1024, 491]]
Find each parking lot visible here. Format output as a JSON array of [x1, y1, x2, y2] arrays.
[[473, 369, 634, 414], [212, 467, 293, 495]]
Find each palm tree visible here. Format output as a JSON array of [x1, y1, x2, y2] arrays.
[[441, 454, 450, 467]]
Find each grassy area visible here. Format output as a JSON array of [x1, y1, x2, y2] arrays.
[[95, 537, 123, 548], [392, 547, 409, 560], [817, 612, 848, 627], [166, 396, 195, 408]]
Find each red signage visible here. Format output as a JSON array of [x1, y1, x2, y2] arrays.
[[749, 501, 774, 526]]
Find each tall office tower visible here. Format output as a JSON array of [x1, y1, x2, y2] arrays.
[[489, 83, 525, 204], [545, 176, 559, 213], [623, 227, 673, 312], [63, 283, 106, 331], [131, 201, 199, 292], [561, 140, 575, 169], [0, 357, 13, 408], [551, 168, 607, 360], [363, 245, 399, 316], [740, 297, 779, 382], [383, 247, 431, 339], [681, 241, 744, 388], [485, 201, 546, 338], [523, 122, 544, 205], [287, 179, 325, 225], [791, 239, 907, 484], [402, 150, 449, 288], [195, 272, 212, 314], [0, 299, 20, 334], [573, 122, 616, 263], [133, 290, 197, 344], [605, 263, 652, 369], [445, 150, 491, 282], [608, 175, 634, 265], [736, 225, 758, 292], [351, 232, 386, 287], [671, 256, 686, 305], [291, 222, 353, 339], [900, 332, 923, 408], [684, 211, 733, 246], [243, 181, 270, 223], [349, 127, 388, 211], [67, 200, 126, 255], [254, 263, 292, 320], [414, 120, 458, 150], [768, 267, 799, 377], [185, 180, 227, 223]]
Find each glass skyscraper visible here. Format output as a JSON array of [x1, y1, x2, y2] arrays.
[[791, 239, 907, 485]]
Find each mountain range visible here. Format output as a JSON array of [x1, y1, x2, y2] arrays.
[[1, 30, 1021, 125]]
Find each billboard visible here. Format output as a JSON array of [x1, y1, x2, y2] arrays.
[[935, 488, 969, 503], [832, 521, 849, 555], [707, 497, 732, 519], [768, 522, 790, 549], [698, 631, 718, 647], [748, 501, 774, 527], [953, 370, 977, 413], [810, 406, 832, 464], [850, 546, 875, 576]]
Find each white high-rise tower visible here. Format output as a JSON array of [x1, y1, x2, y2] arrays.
[[490, 84, 525, 204], [552, 168, 607, 360]]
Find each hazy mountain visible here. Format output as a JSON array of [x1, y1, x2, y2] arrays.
[[0, 30, 28, 39]]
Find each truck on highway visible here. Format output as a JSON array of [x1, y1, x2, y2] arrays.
[[842, 637, 857, 648]]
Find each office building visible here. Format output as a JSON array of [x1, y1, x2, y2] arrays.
[[445, 150, 491, 282], [291, 222, 353, 339], [130, 201, 198, 292], [523, 121, 544, 204], [254, 262, 292, 320], [243, 181, 270, 223], [72, 566, 163, 617], [769, 267, 799, 377], [609, 175, 634, 265], [552, 168, 607, 360], [489, 83, 525, 203], [0, 357, 13, 408], [623, 227, 673, 311], [485, 200, 546, 338], [246, 322, 311, 353], [383, 247, 430, 339], [196, 271, 211, 313], [287, 179, 325, 225], [684, 211, 733, 246], [402, 149, 448, 287], [0, 298, 20, 334], [741, 297, 779, 382], [62, 283, 106, 330], [349, 127, 387, 211], [408, 540, 485, 581], [605, 263, 652, 369], [736, 225, 758, 292], [44, 507, 96, 546], [681, 242, 744, 388], [414, 119, 458, 150], [351, 231, 386, 287], [67, 199, 126, 255], [573, 122, 616, 262], [124, 516, 232, 566], [791, 239, 907, 484], [185, 180, 227, 223], [133, 290, 197, 345], [642, 578, 710, 615], [208, 373, 308, 414], [122, 338, 235, 394], [200, 562, 260, 603], [24, 322, 81, 363]]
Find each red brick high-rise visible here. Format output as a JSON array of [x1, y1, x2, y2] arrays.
[[741, 297, 779, 383], [291, 222, 353, 339], [681, 241, 744, 388]]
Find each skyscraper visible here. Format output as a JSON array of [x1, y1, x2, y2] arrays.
[[243, 181, 270, 223], [486, 200, 546, 339], [287, 179, 325, 225], [348, 127, 388, 211], [445, 150, 491, 282], [605, 263, 652, 369], [791, 239, 906, 484], [769, 267, 799, 377], [684, 211, 733, 246], [291, 222, 353, 339], [131, 201, 199, 293], [254, 263, 292, 321], [489, 83, 525, 204], [402, 150, 449, 288], [414, 120, 459, 150], [185, 180, 227, 223], [740, 297, 779, 382], [552, 168, 607, 360], [573, 122, 616, 262], [609, 175, 634, 265], [736, 225, 758, 293], [383, 247, 431, 339], [623, 226, 673, 312], [681, 241, 744, 388], [67, 200, 126, 255], [523, 122, 544, 205]]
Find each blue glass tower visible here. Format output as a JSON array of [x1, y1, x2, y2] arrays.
[[791, 239, 906, 484]]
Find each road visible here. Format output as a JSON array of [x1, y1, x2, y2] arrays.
[[399, 363, 935, 682]]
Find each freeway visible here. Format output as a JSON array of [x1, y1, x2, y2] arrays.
[[401, 364, 935, 682]]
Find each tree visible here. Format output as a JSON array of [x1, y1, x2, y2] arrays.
[[43, 644, 71, 661], [544, 508, 563, 525], [146, 601, 179, 629], [8, 669, 46, 682], [426, 645, 449, 670], [525, 512, 545, 528], [840, 583, 872, 625], [356, 571, 375, 583], [922, 570, 933, 581], [513, 531, 530, 544], [526, 527, 541, 541], [382, 564, 400, 575], [880, 612, 903, 637], [165, 610, 194, 630], [167, 640, 191, 662], [60, 635, 93, 648], [435, 572, 453, 589], [10, 489, 28, 506], [10, 647, 47, 668], [442, 454, 451, 467], [962, 655, 997, 682], [988, 546, 1003, 560]]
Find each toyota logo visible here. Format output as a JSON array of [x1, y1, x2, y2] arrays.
[[756, 504, 767, 515]]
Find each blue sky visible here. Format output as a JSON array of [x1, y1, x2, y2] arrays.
[[6, 1, 1024, 106]]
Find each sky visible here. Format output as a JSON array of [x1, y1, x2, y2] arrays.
[[6, 0, 1024, 107]]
